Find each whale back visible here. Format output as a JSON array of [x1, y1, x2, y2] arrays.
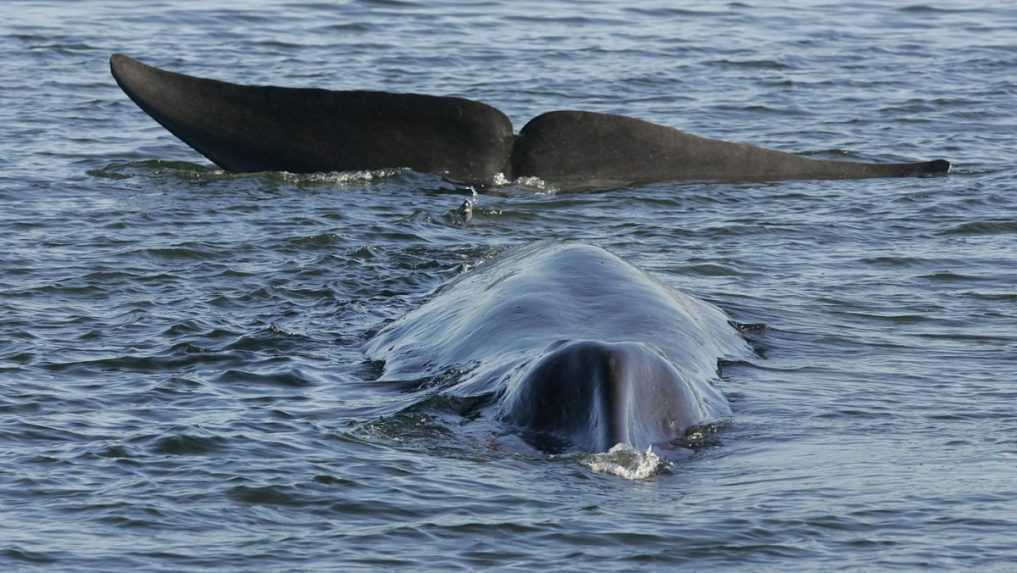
[[365, 243, 746, 392], [365, 242, 750, 452], [109, 54, 514, 183]]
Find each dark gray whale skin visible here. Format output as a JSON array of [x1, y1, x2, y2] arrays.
[[364, 242, 750, 455], [512, 111, 951, 186], [110, 53, 950, 186], [502, 339, 722, 453], [109, 54, 514, 184]]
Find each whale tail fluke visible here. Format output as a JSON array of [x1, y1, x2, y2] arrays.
[[111, 54, 950, 187]]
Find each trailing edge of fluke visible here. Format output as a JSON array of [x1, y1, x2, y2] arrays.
[[110, 54, 950, 187]]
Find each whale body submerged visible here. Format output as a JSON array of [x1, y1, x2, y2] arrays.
[[365, 242, 751, 454], [110, 54, 950, 188]]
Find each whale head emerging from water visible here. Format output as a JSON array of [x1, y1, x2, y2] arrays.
[[503, 340, 729, 453], [365, 242, 750, 455]]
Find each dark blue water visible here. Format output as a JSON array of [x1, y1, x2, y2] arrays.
[[3, 1, 1016, 570]]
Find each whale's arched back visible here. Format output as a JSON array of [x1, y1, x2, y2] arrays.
[[365, 242, 747, 454]]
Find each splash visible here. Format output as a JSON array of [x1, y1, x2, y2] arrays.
[[581, 443, 667, 480], [491, 172, 557, 193], [276, 168, 407, 185], [86, 160, 408, 185]]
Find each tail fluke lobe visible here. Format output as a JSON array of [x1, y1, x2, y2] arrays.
[[511, 110, 950, 185], [109, 54, 515, 183]]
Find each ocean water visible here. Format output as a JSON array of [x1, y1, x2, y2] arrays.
[[2, 0, 1016, 570]]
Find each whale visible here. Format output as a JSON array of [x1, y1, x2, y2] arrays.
[[364, 242, 751, 455], [110, 54, 950, 188]]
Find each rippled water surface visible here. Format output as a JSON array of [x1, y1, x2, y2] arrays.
[[3, 1, 1016, 570]]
